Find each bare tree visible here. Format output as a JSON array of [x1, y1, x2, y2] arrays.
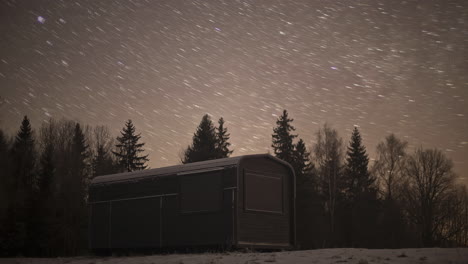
[[91, 125, 117, 178], [313, 123, 343, 238], [372, 134, 408, 201], [437, 185, 468, 246], [403, 147, 456, 246]]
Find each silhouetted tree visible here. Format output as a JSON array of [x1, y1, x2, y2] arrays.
[[438, 185, 468, 246], [272, 110, 297, 165], [182, 114, 218, 163], [92, 126, 118, 177], [0, 129, 13, 255], [344, 127, 375, 199], [343, 127, 378, 247], [0, 129, 12, 214], [292, 138, 319, 248], [3, 116, 37, 255], [11, 116, 36, 191], [35, 121, 57, 256], [215, 117, 233, 159], [113, 120, 149, 171], [372, 134, 409, 248], [313, 123, 344, 245], [55, 123, 90, 255], [403, 148, 458, 247], [293, 139, 314, 182], [372, 134, 408, 201]]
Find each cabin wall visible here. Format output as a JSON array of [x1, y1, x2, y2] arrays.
[[237, 157, 294, 247], [88, 166, 237, 249]]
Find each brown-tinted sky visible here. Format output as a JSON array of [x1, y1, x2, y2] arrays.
[[0, 0, 467, 185]]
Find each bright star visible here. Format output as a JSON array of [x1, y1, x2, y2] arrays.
[[37, 16, 46, 24]]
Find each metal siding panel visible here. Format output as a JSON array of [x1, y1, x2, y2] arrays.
[[110, 197, 161, 248], [161, 195, 178, 247], [180, 171, 222, 214], [174, 170, 231, 246], [173, 212, 225, 246], [89, 202, 110, 249]]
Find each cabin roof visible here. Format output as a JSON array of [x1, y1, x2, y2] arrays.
[[91, 154, 291, 185]]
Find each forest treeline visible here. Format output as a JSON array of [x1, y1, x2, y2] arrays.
[[0, 117, 149, 256], [0, 111, 467, 256], [271, 110, 468, 249]]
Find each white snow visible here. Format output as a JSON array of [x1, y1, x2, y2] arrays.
[[2, 248, 467, 264]]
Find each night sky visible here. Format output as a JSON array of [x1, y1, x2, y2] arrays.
[[1, 0, 467, 185]]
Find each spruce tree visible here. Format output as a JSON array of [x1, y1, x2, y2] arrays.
[[113, 120, 149, 172], [293, 138, 313, 182], [272, 110, 297, 165], [292, 138, 318, 248], [343, 126, 378, 247], [182, 114, 218, 163], [4, 116, 37, 255], [215, 117, 233, 159], [11, 116, 36, 191], [344, 127, 374, 200]]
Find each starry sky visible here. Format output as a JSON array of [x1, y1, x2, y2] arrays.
[[0, 0, 467, 185]]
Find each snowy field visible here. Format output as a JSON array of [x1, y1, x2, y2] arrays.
[[2, 248, 468, 264]]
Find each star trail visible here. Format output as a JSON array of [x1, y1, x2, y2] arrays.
[[0, 0, 467, 184]]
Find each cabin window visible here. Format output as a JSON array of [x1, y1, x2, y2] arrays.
[[180, 170, 221, 213], [244, 171, 283, 214]]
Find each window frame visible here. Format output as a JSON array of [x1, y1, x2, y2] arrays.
[[243, 169, 284, 215]]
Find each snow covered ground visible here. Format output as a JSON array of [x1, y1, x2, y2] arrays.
[[2, 248, 467, 264]]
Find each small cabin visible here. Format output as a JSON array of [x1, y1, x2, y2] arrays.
[[88, 154, 296, 251]]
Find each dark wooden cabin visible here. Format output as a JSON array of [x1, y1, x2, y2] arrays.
[[88, 154, 296, 251]]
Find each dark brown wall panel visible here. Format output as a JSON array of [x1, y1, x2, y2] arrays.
[[89, 202, 110, 249], [110, 197, 161, 249], [238, 157, 293, 246]]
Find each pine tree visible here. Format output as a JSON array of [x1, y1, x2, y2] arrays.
[[292, 138, 318, 248], [11, 116, 36, 191], [4, 116, 37, 255], [113, 120, 149, 172], [182, 114, 218, 163], [215, 117, 233, 159], [343, 126, 378, 247], [344, 127, 375, 200], [293, 138, 313, 182], [272, 110, 297, 165]]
